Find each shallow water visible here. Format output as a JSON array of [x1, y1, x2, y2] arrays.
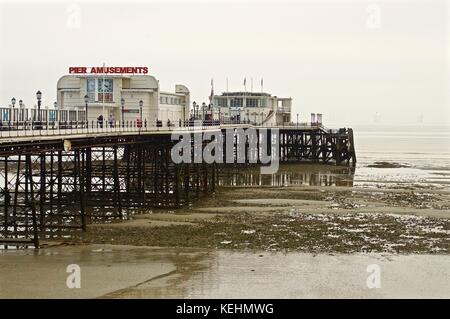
[[353, 125, 450, 189], [219, 125, 450, 190]]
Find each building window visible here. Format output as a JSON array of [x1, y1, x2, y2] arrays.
[[246, 98, 258, 107], [215, 97, 227, 107], [86, 78, 96, 102], [260, 98, 266, 107], [86, 78, 113, 103], [98, 79, 113, 102], [230, 98, 243, 108]]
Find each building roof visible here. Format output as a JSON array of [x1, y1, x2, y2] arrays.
[[217, 92, 272, 97]]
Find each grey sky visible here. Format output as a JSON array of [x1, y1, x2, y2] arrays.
[[0, 0, 449, 126]]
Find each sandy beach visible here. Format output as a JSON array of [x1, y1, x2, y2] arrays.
[[1, 163, 449, 298], [1, 244, 449, 299]]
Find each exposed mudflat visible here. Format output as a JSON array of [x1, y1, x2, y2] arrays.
[[70, 184, 450, 254]]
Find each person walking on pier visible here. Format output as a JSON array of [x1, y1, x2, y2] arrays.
[[108, 114, 115, 128], [97, 114, 103, 128]]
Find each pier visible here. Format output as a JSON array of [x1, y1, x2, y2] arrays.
[[0, 111, 356, 248]]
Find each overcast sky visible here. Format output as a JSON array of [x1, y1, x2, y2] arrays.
[[0, 0, 449, 126]]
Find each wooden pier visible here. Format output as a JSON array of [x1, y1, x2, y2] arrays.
[[0, 122, 356, 248]]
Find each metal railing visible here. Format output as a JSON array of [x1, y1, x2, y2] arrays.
[[0, 119, 222, 140]]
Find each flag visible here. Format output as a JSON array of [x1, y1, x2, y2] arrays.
[[209, 78, 214, 102]]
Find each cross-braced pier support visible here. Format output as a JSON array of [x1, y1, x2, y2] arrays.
[[0, 133, 217, 248], [0, 126, 355, 248]]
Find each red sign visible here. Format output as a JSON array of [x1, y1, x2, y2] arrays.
[[69, 67, 148, 74]]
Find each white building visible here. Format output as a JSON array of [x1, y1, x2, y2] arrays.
[[57, 74, 190, 124], [210, 92, 291, 126]]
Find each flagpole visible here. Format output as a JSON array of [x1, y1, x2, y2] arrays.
[[260, 77, 263, 108], [244, 77, 246, 110], [102, 62, 105, 120], [226, 77, 229, 108]]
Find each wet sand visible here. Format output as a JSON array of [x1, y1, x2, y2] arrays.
[[1, 244, 449, 298], [1, 163, 449, 298], [0, 244, 203, 299]]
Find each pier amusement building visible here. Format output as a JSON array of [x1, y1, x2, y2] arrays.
[[210, 91, 292, 126], [57, 67, 190, 124]]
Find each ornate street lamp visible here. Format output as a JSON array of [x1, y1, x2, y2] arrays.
[[193, 101, 197, 119], [53, 101, 58, 122], [139, 100, 143, 121], [18, 100, 24, 122], [202, 102, 206, 121], [36, 90, 42, 122], [121, 97, 125, 127], [84, 94, 89, 127], [11, 97, 16, 108]]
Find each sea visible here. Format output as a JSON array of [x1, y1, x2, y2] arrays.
[[218, 124, 450, 190], [353, 124, 450, 189]]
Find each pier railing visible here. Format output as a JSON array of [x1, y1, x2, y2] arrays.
[[0, 119, 223, 140]]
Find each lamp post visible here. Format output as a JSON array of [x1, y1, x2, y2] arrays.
[[139, 100, 143, 121], [193, 101, 197, 119], [121, 97, 125, 127], [84, 94, 89, 127], [10, 97, 16, 123], [53, 101, 57, 123], [202, 102, 206, 121], [36, 90, 42, 122], [19, 100, 24, 122], [296, 113, 299, 127]]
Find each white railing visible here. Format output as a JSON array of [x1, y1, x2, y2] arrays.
[[0, 119, 222, 140]]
